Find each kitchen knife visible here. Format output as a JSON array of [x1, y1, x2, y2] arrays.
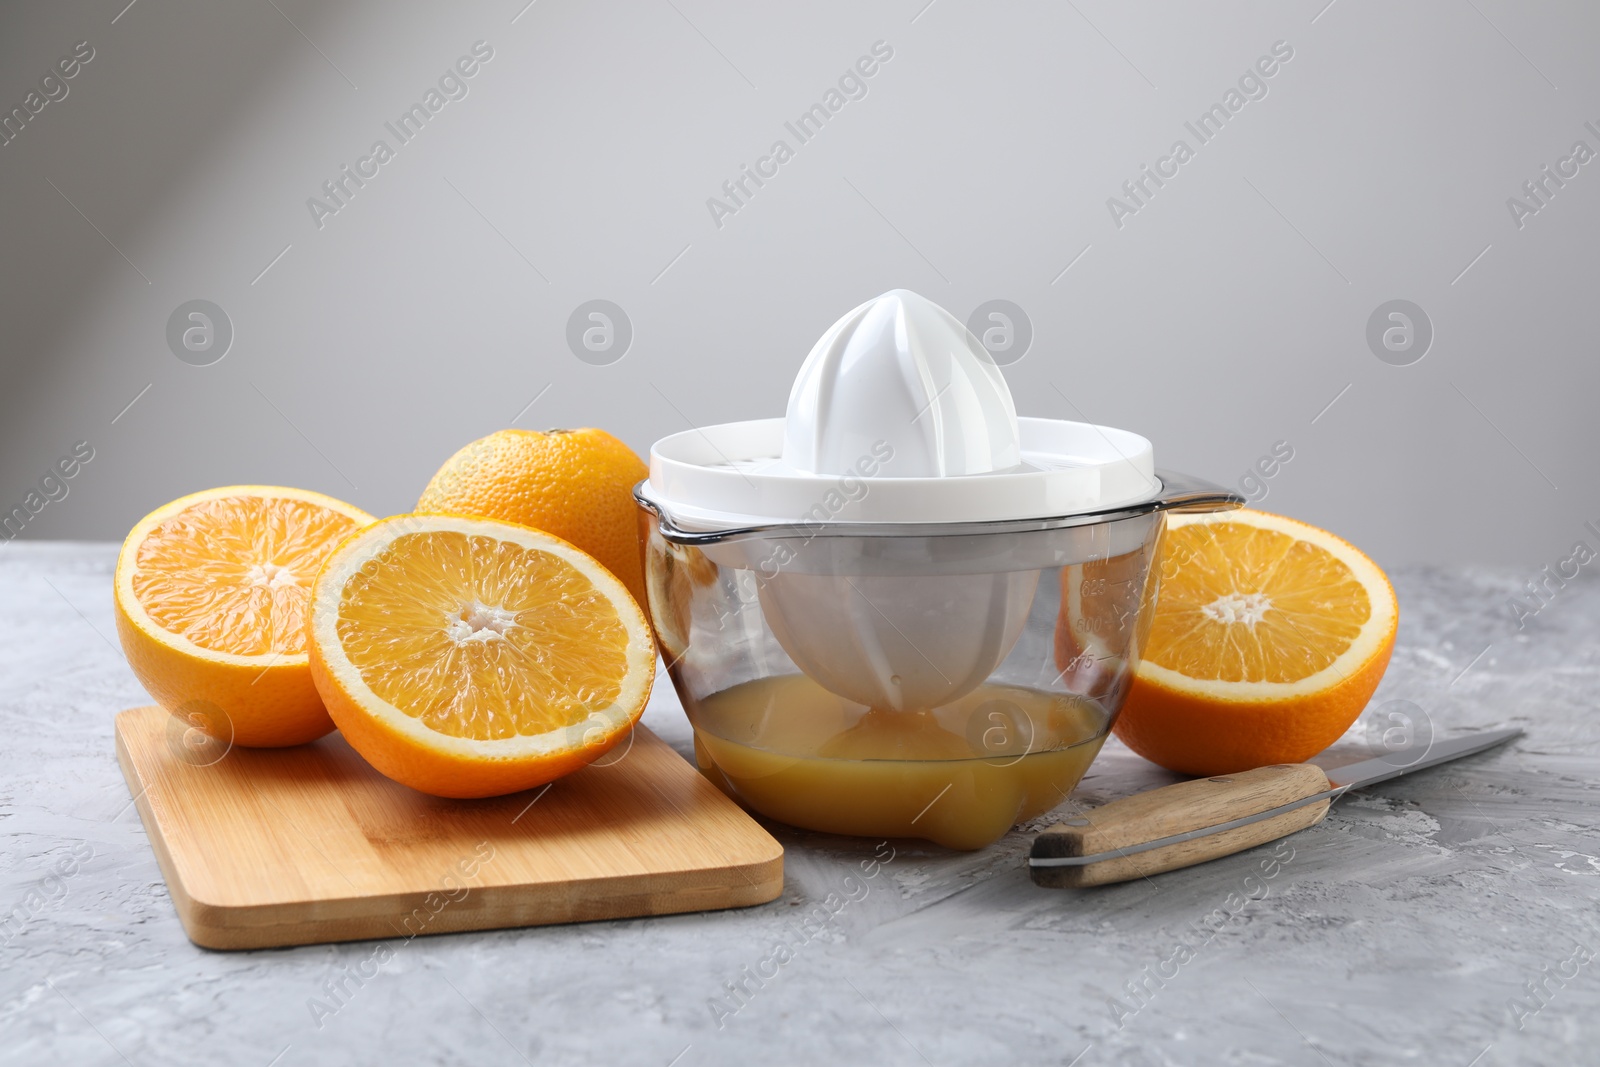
[[1029, 727, 1522, 888]]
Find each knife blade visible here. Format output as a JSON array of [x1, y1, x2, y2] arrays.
[[1029, 726, 1522, 887]]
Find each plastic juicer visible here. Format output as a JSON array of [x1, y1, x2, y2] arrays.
[[635, 290, 1241, 849]]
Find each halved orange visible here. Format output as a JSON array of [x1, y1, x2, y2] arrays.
[[1114, 509, 1398, 776], [113, 486, 373, 747], [307, 514, 656, 798]]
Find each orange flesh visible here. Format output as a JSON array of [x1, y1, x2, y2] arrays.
[[334, 530, 630, 741], [132, 496, 361, 656], [1145, 522, 1371, 683]]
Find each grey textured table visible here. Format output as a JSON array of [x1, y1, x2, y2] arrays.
[[3, 543, 1596, 1066]]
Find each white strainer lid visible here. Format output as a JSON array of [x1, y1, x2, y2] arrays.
[[641, 417, 1158, 530]]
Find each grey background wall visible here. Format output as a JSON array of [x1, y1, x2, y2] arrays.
[[1, 0, 1596, 570]]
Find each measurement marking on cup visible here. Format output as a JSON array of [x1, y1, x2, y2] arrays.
[[910, 782, 953, 825]]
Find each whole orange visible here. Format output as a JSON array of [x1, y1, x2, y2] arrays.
[[417, 429, 649, 609]]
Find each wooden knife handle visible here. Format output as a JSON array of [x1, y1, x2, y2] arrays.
[[1030, 763, 1331, 888]]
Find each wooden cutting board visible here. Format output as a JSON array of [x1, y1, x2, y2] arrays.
[[114, 705, 784, 950]]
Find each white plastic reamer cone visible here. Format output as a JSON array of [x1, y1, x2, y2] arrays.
[[782, 289, 1022, 479], [768, 291, 1034, 710]]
